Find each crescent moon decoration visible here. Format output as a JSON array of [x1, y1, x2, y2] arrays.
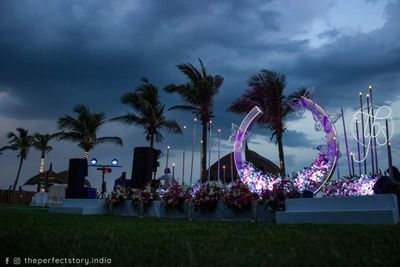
[[234, 97, 339, 195]]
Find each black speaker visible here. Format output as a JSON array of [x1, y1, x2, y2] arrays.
[[131, 147, 158, 188], [66, 158, 91, 198]]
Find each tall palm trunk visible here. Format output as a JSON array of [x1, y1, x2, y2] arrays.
[[277, 132, 286, 176], [39, 157, 45, 173], [13, 157, 24, 191], [150, 134, 154, 148], [83, 150, 89, 159], [201, 120, 207, 181], [39, 151, 45, 173]]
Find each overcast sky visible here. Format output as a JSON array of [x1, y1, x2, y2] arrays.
[[0, 0, 399, 191]]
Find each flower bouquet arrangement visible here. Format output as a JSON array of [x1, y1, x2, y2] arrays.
[[131, 184, 153, 206], [190, 182, 223, 212], [239, 153, 331, 196], [222, 181, 258, 211], [161, 183, 186, 209], [260, 178, 300, 212], [292, 153, 331, 192], [239, 162, 280, 195], [323, 175, 379, 197], [105, 185, 129, 212]]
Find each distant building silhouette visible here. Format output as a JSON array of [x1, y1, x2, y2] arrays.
[[205, 143, 280, 183]]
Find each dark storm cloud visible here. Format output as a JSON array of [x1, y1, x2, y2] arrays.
[[0, 0, 280, 120], [1, 0, 400, 188], [317, 29, 340, 40], [286, 2, 400, 107]]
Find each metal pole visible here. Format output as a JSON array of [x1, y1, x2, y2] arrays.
[[200, 140, 203, 182], [217, 129, 221, 182], [101, 171, 105, 198], [223, 166, 226, 184], [350, 152, 355, 177], [189, 118, 197, 185], [166, 146, 170, 170], [359, 92, 367, 174], [341, 108, 352, 177], [355, 119, 362, 176], [386, 120, 394, 178], [366, 94, 374, 173], [369, 85, 379, 173], [208, 120, 212, 181], [230, 152, 234, 183], [182, 125, 186, 186]]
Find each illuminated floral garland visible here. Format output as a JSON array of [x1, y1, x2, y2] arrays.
[[222, 180, 258, 210], [187, 181, 223, 212], [292, 153, 332, 192], [323, 175, 379, 197], [260, 179, 300, 212], [161, 183, 186, 208], [239, 153, 332, 195]]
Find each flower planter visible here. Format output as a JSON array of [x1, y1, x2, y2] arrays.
[[103, 199, 274, 222], [108, 200, 140, 217], [139, 200, 187, 219], [191, 202, 221, 221], [190, 201, 274, 222], [160, 201, 187, 219], [256, 202, 275, 222], [219, 201, 254, 221]]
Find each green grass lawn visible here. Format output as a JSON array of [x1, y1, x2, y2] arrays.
[[1, 205, 400, 267]]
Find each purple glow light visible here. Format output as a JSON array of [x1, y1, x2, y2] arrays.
[[234, 97, 339, 195], [233, 106, 263, 175]]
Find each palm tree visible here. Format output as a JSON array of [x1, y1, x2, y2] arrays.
[[164, 58, 224, 180], [111, 77, 182, 148], [0, 128, 33, 190], [58, 105, 123, 159], [32, 133, 59, 173], [228, 70, 309, 176]]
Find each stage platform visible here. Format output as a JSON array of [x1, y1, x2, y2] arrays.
[[276, 194, 399, 224], [48, 199, 274, 222]]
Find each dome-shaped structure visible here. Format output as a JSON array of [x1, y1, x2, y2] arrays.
[[24, 165, 91, 188], [205, 144, 280, 183]]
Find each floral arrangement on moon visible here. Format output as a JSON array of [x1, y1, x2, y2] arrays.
[[292, 153, 332, 192], [188, 181, 223, 212], [239, 153, 332, 195], [323, 175, 379, 197]]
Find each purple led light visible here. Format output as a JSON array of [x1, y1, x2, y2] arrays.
[[233, 106, 263, 175], [234, 97, 339, 195]]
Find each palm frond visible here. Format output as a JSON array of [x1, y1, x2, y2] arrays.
[[58, 132, 82, 142], [177, 62, 203, 86], [110, 113, 145, 125], [0, 145, 18, 152], [168, 105, 199, 112], [6, 131, 17, 139], [95, 136, 123, 146], [287, 87, 311, 102], [198, 58, 207, 77], [58, 115, 79, 130], [162, 120, 183, 134]]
